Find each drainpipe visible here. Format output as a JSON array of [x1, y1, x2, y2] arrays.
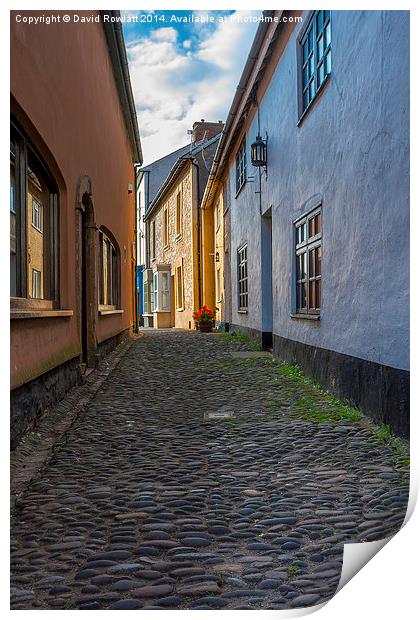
[[190, 159, 202, 309], [134, 164, 142, 333]]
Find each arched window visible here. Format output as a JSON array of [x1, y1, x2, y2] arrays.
[[10, 119, 59, 306], [98, 228, 120, 308]]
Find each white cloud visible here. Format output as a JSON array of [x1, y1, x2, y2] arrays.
[[150, 27, 178, 43], [126, 11, 260, 165]]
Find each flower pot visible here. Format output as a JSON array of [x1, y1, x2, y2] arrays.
[[198, 321, 213, 333]]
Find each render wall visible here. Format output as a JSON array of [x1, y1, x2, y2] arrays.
[[11, 11, 136, 388], [229, 10, 409, 373]]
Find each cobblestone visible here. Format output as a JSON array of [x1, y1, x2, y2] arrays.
[[10, 330, 409, 609]]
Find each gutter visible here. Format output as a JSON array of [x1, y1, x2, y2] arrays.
[[101, 10, 143, 165], [201, 10, 281, 210], [180, 157, 202, 309], [144, 133, 222, 221]]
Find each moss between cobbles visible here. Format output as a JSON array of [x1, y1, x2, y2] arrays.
[[219, 332, 263, 351], [217, 336, 410, 468]]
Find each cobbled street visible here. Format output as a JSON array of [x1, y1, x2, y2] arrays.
[[11, 330, 409, 610]]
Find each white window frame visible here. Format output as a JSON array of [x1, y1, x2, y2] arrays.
[[32, 268, 41, 299], [31, 197, 43, 232], [237, 243, 248, 312]]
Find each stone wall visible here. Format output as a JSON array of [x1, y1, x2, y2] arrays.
[[149, 165, 197, 329]]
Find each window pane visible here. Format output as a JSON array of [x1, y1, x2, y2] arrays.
[[324, 10, 331, 23], [308, 26, 313, 51], [303, 65, 309, 87], [325, 50, 332, 75], [302, 281, 307, 309], [316, 246, 321, 276], [10, 144, 17, 296], [309, 54, 315, 77], [309, 79, 315, 101], [318, 62, 325, 85], [325, 21, 331, 47], [316, 11, 323, 36], [303, 89, 309, 110], [309, 248, 315, 277], [317, 36, 324, 62], [309, 280, 316, 309], [27, 154, 51, 299], [315, 279, 321, 309]]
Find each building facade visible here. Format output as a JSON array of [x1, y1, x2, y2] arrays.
[[142, 122, 222, 329], [202, 10, 409, 436], [10, 10, 142, 448]]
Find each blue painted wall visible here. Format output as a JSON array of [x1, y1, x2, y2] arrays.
[[228, 11, 409, 371]]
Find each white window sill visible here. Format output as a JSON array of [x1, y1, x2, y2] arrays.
[[10, 309, 73, 320]]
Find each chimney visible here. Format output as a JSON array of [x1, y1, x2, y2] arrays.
[[191, 119, 224, 143]]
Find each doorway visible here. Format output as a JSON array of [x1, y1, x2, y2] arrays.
[[261, 209, 273, 350], [80, 192, 97, 368]]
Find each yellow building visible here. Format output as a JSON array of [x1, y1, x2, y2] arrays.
[[142, 121, 222, 329], [201, 177, 231, 331]]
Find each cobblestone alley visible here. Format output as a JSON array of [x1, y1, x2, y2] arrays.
[[11, 330, 409, 610]]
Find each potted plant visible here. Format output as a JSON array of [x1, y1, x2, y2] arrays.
[[193, 305, 218, 332]]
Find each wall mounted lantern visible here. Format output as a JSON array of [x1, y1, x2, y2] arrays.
[[251, 134, 267, 172]]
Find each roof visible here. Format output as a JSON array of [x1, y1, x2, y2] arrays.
[[143, 132, 222, 219], [101, 10, 142, 164], [201, 10, 285, 209], [139, 142, 193, 210]]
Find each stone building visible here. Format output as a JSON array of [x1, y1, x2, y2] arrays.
[[202, 10, 409, 436], [10, 10, 142, 447], [141, 122, 223, 329]]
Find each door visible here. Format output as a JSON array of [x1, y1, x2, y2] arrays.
[[261, 209, 273, 349]]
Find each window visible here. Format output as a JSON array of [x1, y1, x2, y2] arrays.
[[10, 120, 58, 303], [295, 207, 321, 315], [176, 264, 184, 310], [163, 207, 169, 247], [176, 190, 182, 236], [152, 268, 171, 312], [235, 138, 247, 194], [161, 272, 170, 311], [151, 220, 156, 260], [32, 269, 41, 299], [32, 198, 43, 232], [215, 201, 221, 230], [216, 268, 221, 302], [300, 10, 331, 115], [99, 230, 119, 307], [237, 244, 248, 311], [153, 271, 158, 311], [143, 268, 153, 314]]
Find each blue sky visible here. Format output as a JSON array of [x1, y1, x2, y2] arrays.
[[122, 10, 260, 164]]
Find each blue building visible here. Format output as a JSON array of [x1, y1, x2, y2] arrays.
[[202, 10, 409, 436]]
